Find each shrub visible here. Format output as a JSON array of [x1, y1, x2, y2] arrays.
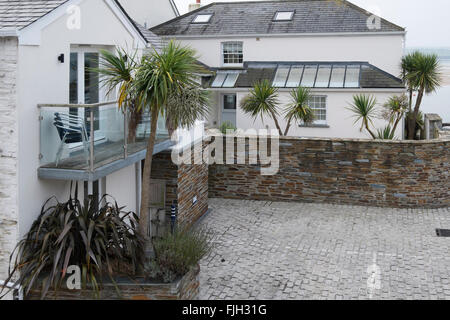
[[220, 121, 236, 134], [147, 227, 214, 283], [0, 184, 144, 299]]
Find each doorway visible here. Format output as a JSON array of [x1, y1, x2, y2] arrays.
[[221, 93, 237, 127]]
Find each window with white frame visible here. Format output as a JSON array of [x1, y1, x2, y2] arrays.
[[222, 42, 243, 65], [307, 96, 327, 125]]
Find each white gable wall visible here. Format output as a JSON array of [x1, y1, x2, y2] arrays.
[[16, 0, 144, 237]]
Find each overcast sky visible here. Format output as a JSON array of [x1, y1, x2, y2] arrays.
[[173, 0, 450, 48]]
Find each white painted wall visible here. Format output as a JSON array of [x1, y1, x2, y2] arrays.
[[173, 34, 404, 76], [208, 89, 405, 139], [119, 0, 178, 27], [0, 37, 19, 290], [106, 165, 137, 213], [16, 0, 146, 237]]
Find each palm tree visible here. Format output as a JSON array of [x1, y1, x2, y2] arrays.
[[240, 80, 283, 136], [95, 48, 141, 143], [402, 51, 442, 139], [381, 94, 408, 136], [284, 86, 315, 136], [347, 94, 378, 139], [376, 125, 395, 140], [134, 41, 204, 241], [165, 86, 210, 137]]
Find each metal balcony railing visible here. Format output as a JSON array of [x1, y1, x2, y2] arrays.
[[38, 101, 168, 172]]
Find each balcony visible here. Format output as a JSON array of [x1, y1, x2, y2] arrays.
[[38, 101, 172, 181]]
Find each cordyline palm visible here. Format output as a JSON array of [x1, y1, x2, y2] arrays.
[[347, 94, 378, 139], [402, 51, 442, 139], [165, 86, 210, 137], [134, 41, 203, 243], [381, 94, 408, 137], [240, 80, 283, 136], [95, 48, 141, 143], [284, 86, 315, 136]]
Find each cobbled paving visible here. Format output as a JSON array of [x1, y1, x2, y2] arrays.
[[198, 198, 450, 300]]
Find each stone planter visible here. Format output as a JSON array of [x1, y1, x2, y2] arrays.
[[26, 265, 200, 300]]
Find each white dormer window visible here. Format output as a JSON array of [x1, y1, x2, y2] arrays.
[[192, 14, 213, 24], [274, 11, 295, 21]]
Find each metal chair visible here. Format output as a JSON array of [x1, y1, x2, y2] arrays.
[[53, 112, 90, 166]]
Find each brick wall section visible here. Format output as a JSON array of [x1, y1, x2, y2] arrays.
[[151, 152, 178, 214], [150, 141, 209, 227], [0, 37, 18, 284], [209, 136, 450, 208]]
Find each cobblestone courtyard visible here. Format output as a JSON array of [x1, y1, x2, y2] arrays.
[[199, 199, 450, 300]]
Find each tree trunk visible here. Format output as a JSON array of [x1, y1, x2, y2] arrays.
[[165, 115, 176, 139], [364, 119, 377, 139], [284, 115, 293, 136], [269, 110, 283, 136], [139, 107, 159, 247], [128, 108, 142, 144], [407, 88, 424, 140]]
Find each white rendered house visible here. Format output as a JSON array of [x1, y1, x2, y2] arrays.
[[0, 0, 189, 290], [151, 0, 407, 139]]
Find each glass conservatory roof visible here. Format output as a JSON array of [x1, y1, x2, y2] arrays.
[[272, 63, 362, 88]]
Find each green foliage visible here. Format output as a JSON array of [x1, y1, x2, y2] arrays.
[[240, 80, 279, 120], [95, 48, 137, 110], [148, 227, 214, 283], [165, 86, 211, 135], [401, 51, 442, 139], [240, 80, 283, 135], [347, 94, 378, 139], [402, 51, 442, 95], [220, 121, 236, 134], [135, 41, 202, 114], [284, 86, 315, 135], [0, 184, 144, 299], [376, 125, 396, 140]]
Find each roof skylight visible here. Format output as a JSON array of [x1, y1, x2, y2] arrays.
[[212, 73, 239, 88], [274, 11, 295, 21], [192, 14, 213, 24], [271, 63, 362, 88]]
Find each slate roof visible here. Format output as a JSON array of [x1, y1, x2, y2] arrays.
[[133, 21, 165, 51], [0, 0, 68, 31], [205, 61, 404, 89], [151, 0, 405, 37]]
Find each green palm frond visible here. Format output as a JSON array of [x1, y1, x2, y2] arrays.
[[135, 40, 201, 114], [240, 80, 279, 121], [347, 94, 378, 139], [376, 125, 396, 140], [286, 87, 315, 123], [94, 48, 137, 110]]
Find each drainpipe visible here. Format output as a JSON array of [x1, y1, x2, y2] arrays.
[[171, 201, 178, 233]]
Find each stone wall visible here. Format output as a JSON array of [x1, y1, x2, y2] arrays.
[[151, 141, 209, 227], [26, 265, 200, 300], [209, 136, 450, 208], [0, 37, 18, 287]]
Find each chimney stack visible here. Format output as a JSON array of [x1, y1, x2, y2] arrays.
[[189, 0, 201, 12]]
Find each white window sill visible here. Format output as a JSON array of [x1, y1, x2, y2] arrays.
[[299, 123, 330, 128]]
